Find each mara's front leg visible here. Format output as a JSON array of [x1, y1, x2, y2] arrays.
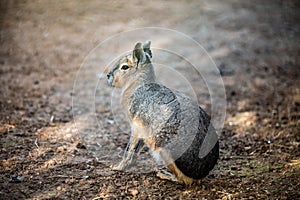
[[112, 132, 144, 171]]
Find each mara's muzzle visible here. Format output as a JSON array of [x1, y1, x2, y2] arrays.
[[106, 71, 114, 87]]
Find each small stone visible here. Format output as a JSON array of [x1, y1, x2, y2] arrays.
[[244, 146, 251, 150], [45, 159, 57, 168], [50, 115, 55, 123], [11, 175, 22, 183], [105, 119, 115, 124], [76, 142, 86, 149], [128, 188, 139, 196], [65, 178, 75, 184], [99, 135, 109, 145], [56, 146, 65, 153]]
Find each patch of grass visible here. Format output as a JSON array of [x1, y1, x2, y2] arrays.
[[3, 141, 16, 148]]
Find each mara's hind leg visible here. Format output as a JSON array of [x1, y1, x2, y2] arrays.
[[153, 148, 194, 185], [167, 162, 194, 185]]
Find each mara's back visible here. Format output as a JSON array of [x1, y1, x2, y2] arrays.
[[128, 82, 219, 179]]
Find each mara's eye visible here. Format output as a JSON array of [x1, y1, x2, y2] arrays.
[[121, 65, 129, 70]]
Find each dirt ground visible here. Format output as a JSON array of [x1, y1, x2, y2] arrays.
[[0, 0, 299, 199]]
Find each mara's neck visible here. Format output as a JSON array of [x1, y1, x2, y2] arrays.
[[121, 64, 156, 109]]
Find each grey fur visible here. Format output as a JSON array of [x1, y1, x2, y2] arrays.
[[129, 83, 181, 147]]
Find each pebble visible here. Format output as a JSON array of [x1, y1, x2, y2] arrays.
[[56, 146, 66, 153], [128, 188, 139, 196], [11, 175, 22, 183]]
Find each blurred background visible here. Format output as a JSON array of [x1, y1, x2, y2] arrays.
[[0, 0, 299, 199]]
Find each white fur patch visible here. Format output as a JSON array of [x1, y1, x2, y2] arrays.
[[151, 150, 164, 164]]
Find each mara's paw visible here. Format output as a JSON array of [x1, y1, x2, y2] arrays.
[[156, 169, 178, 183], [110, 163, 125, 171]]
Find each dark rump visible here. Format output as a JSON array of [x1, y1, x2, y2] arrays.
[[175, 139, 219, 179], [174, 108, 219, 179]]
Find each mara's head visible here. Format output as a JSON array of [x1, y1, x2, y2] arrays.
[[106, 41, 153, 88]]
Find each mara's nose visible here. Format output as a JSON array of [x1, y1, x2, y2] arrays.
[[107, 73, 111, 79], [106, 72, 114, 86]]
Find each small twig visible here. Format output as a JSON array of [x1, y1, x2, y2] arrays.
[[287, 106, 291, 121], [50, 175, 72, 178], [34, 138, 39, 149], [92, 197, 103, 200]]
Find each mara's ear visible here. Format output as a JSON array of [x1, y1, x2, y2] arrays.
[[133, 42, 145, 65], [143, 40, 152, 58]]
